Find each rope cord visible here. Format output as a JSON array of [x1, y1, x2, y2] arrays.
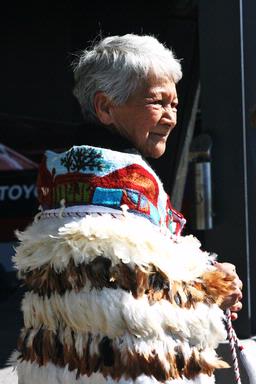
[[226, 309, 242, 384]]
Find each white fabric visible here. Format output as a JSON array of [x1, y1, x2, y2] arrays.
[[239, 340, 256, 384], [14, 214, 213, 282]]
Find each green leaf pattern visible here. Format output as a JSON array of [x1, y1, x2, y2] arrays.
[[60, 147, 105, 172]]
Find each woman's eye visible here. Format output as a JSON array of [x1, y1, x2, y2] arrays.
[[152, 100, 164, 105], [148, 99, 178, 109]]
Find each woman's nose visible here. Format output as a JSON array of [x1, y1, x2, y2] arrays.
[[163, 105, 177, 122], [163, 102, 176, 113]]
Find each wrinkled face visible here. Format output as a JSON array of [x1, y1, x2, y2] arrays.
[[109, 76, 178, 158]]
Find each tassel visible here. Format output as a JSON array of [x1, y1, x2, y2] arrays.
[[34, 205, 43, 223], [120, 204, 129, 218], [58, 199, 66, 218]]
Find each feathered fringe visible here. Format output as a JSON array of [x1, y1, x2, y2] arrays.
[[21, 288, 227, 348], [20, 256, 235, 306], [12, 355, 216, 384], [13, 214, 214, 282], [13, 213, 230, 382], [16, 325, 228, 377]]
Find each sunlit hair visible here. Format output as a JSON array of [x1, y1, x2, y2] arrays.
[[72, 33, 182, 122]]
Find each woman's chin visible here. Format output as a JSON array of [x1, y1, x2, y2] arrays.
[[142, 142, 167, 158]]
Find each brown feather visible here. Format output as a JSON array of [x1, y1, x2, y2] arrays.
[[85, 256, 113, 289], [183, 349, 201, 379], [110, 263, 137, 294], [174, 345, 185, 375], [201, 270, 236, 306], [17, 327, 225, 381]]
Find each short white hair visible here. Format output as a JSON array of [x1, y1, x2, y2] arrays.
[[72, 34, 182, 122]]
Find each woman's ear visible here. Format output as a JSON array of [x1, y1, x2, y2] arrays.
[[94, 92, 114, 125]]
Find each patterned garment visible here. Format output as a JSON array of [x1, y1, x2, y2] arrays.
[[37, 145, 186, 235], [12, 145, 233, 383]]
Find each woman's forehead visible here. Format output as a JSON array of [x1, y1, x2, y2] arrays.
[[133, 76, 177, 97]]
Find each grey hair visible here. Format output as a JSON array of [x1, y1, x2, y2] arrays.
[[72, 34, 182, 122]]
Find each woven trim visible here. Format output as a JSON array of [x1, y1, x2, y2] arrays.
[[39, 205, 126, 220]]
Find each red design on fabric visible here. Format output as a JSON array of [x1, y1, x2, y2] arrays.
[[121, 190, 150, 215], [166, 196, 186, 235], [90, 164, 159, 206], [37, 158, 185, 234], [37, 163, 159, 209], [37, 155, 55, 208]]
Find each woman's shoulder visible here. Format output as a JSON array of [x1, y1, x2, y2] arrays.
[[44, 144, 142, 170]]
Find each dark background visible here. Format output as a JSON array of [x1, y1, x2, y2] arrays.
[[0, 0, 199, 191]]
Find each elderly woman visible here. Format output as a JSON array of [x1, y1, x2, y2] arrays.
[[13, 34, 242, 384]]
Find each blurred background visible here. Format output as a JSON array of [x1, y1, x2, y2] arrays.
[[0, 1, 256, 381]]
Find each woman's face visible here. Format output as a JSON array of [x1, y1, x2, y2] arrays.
[[108, 76, 178, 158]]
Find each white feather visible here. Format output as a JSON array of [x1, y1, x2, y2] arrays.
[[13, 214, 213, 282], [21, 288, 227, 349], [157, 301, 227, 349], [165, 374, 215, 384]]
